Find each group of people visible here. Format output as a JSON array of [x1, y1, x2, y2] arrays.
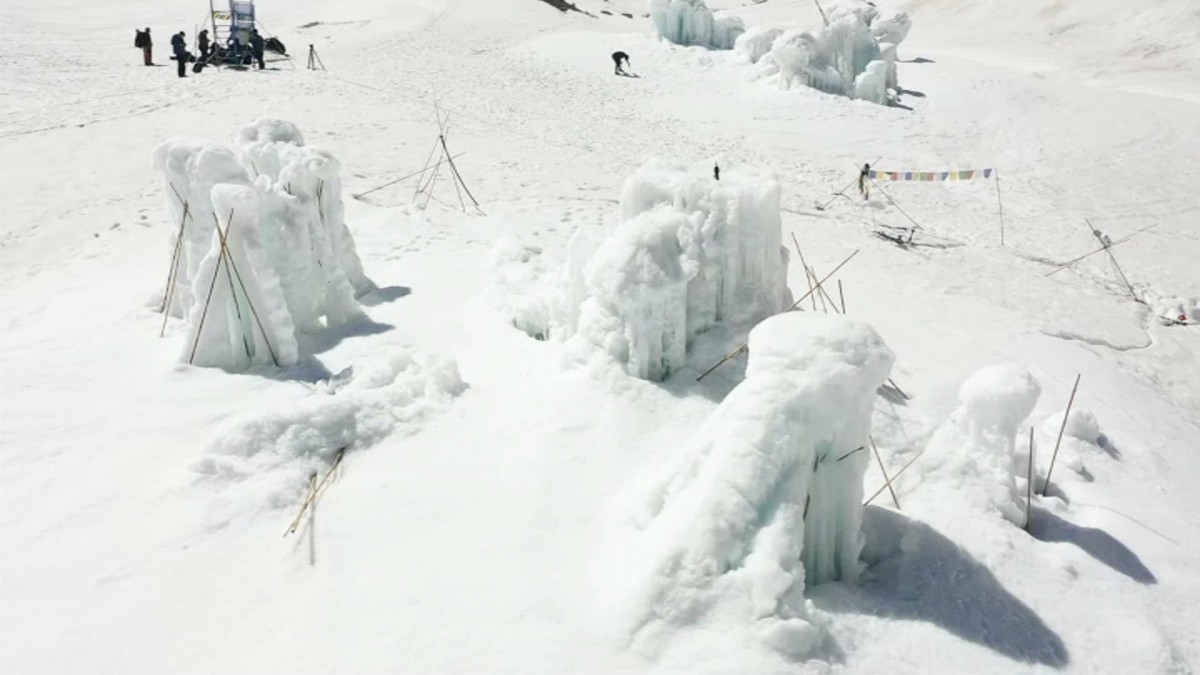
[[134, 27, 269, 78]]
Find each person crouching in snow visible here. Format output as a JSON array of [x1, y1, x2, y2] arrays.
[[612, 51, 630, 76]]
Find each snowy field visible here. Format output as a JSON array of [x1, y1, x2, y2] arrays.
[[1, 0, 1199, 672]]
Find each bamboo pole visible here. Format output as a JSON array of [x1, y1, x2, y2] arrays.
[[1085, 219, 1138, 301], [836, 446, 865, 462], [996, 170, 1005, 247], [864, 448, 926, 506], [1045, 224, 1156, 277], [870, 436, 900, 509], [868, 176, 925, 232], [213, 214, 281, 368], [696, 250, 859, 381], [205, 212, 253, 361], [886, 378, 909, 400], [353, 152, 467, 200], [1042, 374, 1081, 496], [285, 448, 346, 537], [411, 136, 442, 203], [1025, 426, 1035, 530], [814, 156, 881, 211], [838, 279, 846, 314], [159, 202, 191, 337], [160, 200, 190, 314], [791, 233, 818, 311], [187, 209, 234, 365]]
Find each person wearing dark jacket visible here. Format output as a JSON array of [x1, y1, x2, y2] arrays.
[[135, 28, 153, 66], [249, 29, 266, 70], [198, 30, 211, 61], [171, 31, 188, 78], [612, 51, 630, 76]]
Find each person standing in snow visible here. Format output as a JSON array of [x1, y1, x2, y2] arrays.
[[135, 28, 153, 66], [171, 31, 189, 78], [612, 51, 631, 76], [249, 29, 266, 70], [198, 29, 211, 62], [858, 163, 871, 200]]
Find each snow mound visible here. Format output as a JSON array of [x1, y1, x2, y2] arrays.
[[649, 0, 745, 50], [1037, 408, 1114, 479], [562, 159, 790, 380], [155, 119, 374, 370], [1153, 296, 1199, 325], [193, 347, 465, 511], [630, 313, 894, 657], [733, 26, 782, 64], [871, 12, 912, 46], [911, 364, 1042, 525], [745, 4, 910, 104], [483, 236, 560, 340]]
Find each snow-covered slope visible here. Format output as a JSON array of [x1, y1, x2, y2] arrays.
[[2, 0, 1199, 673]]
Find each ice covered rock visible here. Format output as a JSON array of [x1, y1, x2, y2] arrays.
[[632, 313, 894, 655], [563, 159, 790, 381], [914, 364, 1042, 524], [649, 0, 745, 50]]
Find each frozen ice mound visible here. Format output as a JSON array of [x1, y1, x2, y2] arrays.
[[563, 158, 790, 381], [193, 347, 465, 512], [154, 119, 374, 371], [745, 2, 909, 104], [649, 0, 745, 50], [912, 364, 1042, 525], [630, 313, 894, 657]]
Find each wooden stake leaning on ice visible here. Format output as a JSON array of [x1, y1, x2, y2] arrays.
[[1042, 374, 1081, 497], [864, 447, 926, 506], [696, 250, 859, 381], [186, 208, 281, 367], [285, 448, 345, 537], [871, 436, 900, 509], [1025, 426, 1035, 531], [159, 196, 191, 336], [212, 211, 281, 368], [791, 233, 842, 314]]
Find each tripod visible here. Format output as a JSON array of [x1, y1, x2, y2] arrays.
[[307, 44, 326, 71]]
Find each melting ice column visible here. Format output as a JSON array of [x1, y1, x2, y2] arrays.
[[634, 313, 894, 656]]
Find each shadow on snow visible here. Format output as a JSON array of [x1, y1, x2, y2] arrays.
[[1028, 508, 1157, 585], [810, 507, 1070, 668]]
